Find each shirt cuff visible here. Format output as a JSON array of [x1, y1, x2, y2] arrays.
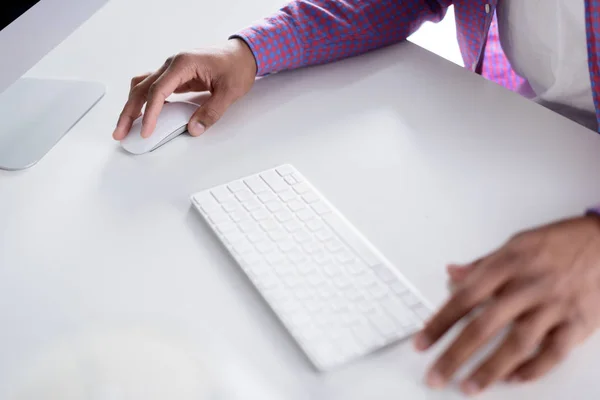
[[230, 14, 304, 77], [587, 206, 600, 216]]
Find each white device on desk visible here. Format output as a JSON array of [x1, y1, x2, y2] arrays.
[[191, 165, 432, 371], [0, 0, 107, 170], [120, 101, 199, 154]]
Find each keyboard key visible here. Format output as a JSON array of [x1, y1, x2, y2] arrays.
[[390, 281, 407, 295], [293, 182, 311, 194], [261, 170, 288, 192], [283, 219, 302, 233], [372, 264, 396, 283], [352, 323, 383, 348], [412, 304, 432, 321], [296, 262, 314, 275], [235, 188, 253, 202], [239, 220, 259, 233], [325, 238, 344, 252], [311, 201, 331, 215], [229, 210, 248, 223], [336, 250, 355, 264], [258, 191, 277, 203], [247, 231, 267, 243], [307, 273, 324, 286], [276, 165, 295, 176], [221, 201, 239, 213], [266, 252, 285, 265], [211, 186, 232, 203], [294, 229, 312, 243], [260, 219, 278, 232], [316, 228, 333, 242], [241, 252, 261, 267], [227, 180, 246, 193], [279, 189, 297, 202], [251, 208, 269, 221], [369, 313, 398, 338], [208, 210, 230, 224], [265, 201, 283, 212], [284, 175, 297, 185], [369, 282, 389, 299], [268, 229, 286, 242], [302, 191, 319, 204], [223, 230, 245, 246], [233, 239, 253, 254], [275, 209, 293, 222], [314, 252, 330, 265], [242, 198, 261, 211], [256, 241, 274, 254], [322, 213, 380, 267], [287, 199, 305, 212], [381, 296, 415, 327], [303, 241, 323, 254], [244, 176, 269, 194], [216, 221, 237, 234], [343, 286, 362, 301], [346, 261, 366, 275], [292, 172, 304, 183], [334, 275, 351, 289], [401, 292, 421, 307], [323, 263, 341, 277], [297, 208, 316, 221], [306, 219, 324, 232], [194, 193, 219, 212], [278, 239, 296, 252]]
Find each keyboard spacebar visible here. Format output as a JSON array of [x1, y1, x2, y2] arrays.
[[321, 213, 381, 267]]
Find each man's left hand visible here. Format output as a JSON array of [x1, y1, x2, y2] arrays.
[[414, 215, 600, 395]]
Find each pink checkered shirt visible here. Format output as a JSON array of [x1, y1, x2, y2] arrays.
[[233, 0, 600, 214]]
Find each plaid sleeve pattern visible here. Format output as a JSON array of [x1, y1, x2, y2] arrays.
[[232, 0, 452, 76]]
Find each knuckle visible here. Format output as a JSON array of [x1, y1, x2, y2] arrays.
[[129, 84, 146, 99], [173, 51, 192, 65], [467, 317, 493, 340], [148, 82, 164, 99], [508, 327, 535, 354], [130, 76, 142, 86], [548, 331, 572, 360], [548, 341, 569, 361], [473, 365, 496, 386], [453, 287, 477, 309], [436, 352, 458, 375], [165, 55, 176, 65], [545, 277, 568, 299]]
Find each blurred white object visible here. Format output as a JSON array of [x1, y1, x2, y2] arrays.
[[408, 6, 463, 66]]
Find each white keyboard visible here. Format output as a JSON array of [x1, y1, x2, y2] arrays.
[[191, 165, 431, 370]]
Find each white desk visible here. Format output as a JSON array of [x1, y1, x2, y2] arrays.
[[2, 0, 600, 398]]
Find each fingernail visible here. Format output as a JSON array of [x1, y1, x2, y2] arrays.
[[413, 333, 431, 351], [189, 121, 205, 136], [462, 380, 480, 396], [426, 370, 444, 389]]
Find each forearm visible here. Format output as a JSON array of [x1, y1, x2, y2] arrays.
[[233, 0, 452, 76]]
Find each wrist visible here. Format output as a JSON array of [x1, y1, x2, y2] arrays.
[[228, 37, 258, 77]]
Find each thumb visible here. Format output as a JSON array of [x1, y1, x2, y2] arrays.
[[187, 91, 234, 136]]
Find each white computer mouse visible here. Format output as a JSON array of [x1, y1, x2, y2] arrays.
[[120, 101, 199, 155]]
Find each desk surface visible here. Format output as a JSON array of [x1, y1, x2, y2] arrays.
[[2, 0, 600, 398]]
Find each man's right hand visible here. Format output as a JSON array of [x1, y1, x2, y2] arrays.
[[112, 38, 258, 140]]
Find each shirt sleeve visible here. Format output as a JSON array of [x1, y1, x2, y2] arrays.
[[231, 0, 452, 76], [588, 206, 600, 215]]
